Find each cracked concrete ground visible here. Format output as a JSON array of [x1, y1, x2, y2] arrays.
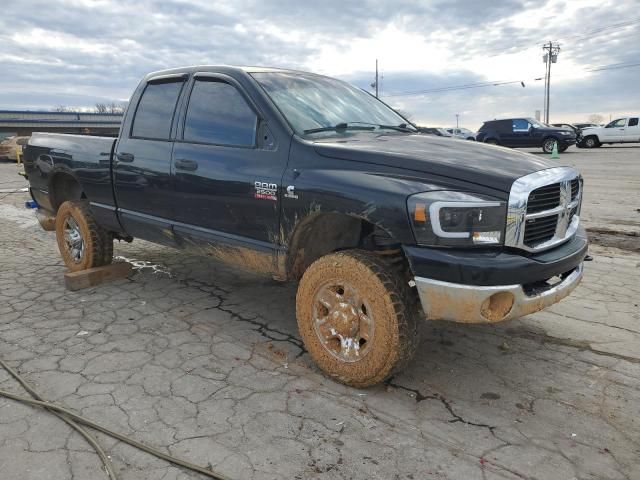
[[1, 146, 639, 480]]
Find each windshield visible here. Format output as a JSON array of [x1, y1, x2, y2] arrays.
[[251, 72, 413, 135], [528, 118, 549, 128]]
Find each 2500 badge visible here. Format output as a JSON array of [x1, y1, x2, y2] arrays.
[[254, 181, 277, 201]]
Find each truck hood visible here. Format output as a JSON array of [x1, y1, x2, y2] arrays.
[[312, 133, 557, 192]]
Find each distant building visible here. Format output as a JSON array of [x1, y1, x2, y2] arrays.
[[0, 110, 122, 139]]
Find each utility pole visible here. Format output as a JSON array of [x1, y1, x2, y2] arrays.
[[456, 113, 459, 129], [372, 59, 379, 98], [542, 42, 560, 124]]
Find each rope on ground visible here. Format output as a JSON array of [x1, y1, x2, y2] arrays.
[[0, 358, 231, 480], [0, 357, 117, 480]]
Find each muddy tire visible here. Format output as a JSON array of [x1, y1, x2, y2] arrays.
[[55, 200, 113, 272], [296, 250, 420, 387]]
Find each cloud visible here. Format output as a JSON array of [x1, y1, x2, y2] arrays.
[[0, 0, 638, 128]]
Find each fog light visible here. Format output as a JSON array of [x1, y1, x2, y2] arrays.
[[480, 291, 514, 321]]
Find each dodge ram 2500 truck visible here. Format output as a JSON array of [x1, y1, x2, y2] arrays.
[[23, 66, 587, 387]]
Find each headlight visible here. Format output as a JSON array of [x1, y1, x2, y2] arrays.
[[560, 131, 572, 135], [407, 191, 506, 246]]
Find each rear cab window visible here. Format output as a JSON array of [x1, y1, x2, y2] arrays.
[[131, 79, 185, 140], [629, 118, 639, 127]]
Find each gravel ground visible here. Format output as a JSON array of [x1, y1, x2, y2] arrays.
[[0, 146, 638, 480]]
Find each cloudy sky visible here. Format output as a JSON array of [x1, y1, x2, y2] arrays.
[[1, 0, 639, 129]]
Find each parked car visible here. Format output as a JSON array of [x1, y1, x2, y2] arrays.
[[0, 136, 30, 161], [445, 127, 476, 140], [578, 116, 640, 148], [551, 123, 583, 144], [417, 127, 452, 137], [573, 123, 599, 130], [23, 66, 586, 387], [476, 118, 576, 153]]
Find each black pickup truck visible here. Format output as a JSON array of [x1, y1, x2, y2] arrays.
[[24, 66, 587, 387]]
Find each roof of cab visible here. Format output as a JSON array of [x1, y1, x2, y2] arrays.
[[145, 65, 322, 81]]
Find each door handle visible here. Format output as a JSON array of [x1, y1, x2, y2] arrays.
[[116, 152, 134, 162], [174, 158, 198, 171]]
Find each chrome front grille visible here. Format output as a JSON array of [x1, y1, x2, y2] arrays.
[[505, 167, 582, 253], [524, 214, 558, 246], [527, 184, 561, 213]]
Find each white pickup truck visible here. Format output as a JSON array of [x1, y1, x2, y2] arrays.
[[579, 115, 640, 148]]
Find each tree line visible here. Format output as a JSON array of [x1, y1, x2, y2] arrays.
[[52, 102, 128, 114]]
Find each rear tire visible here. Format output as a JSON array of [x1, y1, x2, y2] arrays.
[[296, 250, 420, 387], [583, 136, 600, 148], [55, 200, 113, 272]]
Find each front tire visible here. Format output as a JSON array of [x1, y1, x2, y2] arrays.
[[485, 139, 498, 145], [583, 136, 600, 148], [296, 250, 419, 387], [542, 137, 557, 154], [55, 200, 113, 272]]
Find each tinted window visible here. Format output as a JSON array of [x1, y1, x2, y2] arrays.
[[629, 118, 638, 127], [183, 80, 257, 146], [495, 120, 512, 133], [131, 80, 184, 140], [607, 118, 626, 128], [512, 119, 530, 132]]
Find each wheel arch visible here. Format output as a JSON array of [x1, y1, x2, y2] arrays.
[[48, 168, 86, 212], [285, 211, 402, 280]]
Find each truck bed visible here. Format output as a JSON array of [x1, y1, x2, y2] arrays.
[[23, 132, 117, 214]]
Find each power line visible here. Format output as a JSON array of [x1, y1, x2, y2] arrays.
[[557, 16, 640, 42], [586, 61, 640, 72], [384, 79, 525, 97], [382, 58, 640, 99], [485, 17, 640, 58]]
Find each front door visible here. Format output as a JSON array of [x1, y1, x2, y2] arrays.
[[114, 76, 186, 244], [170, 75, 288, 269], [601, 118, 627, 142]]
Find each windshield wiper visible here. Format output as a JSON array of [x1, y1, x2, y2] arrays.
[[376, 123, 416, 133], [303, 123, 376, 134]]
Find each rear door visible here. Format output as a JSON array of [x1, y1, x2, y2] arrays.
[[503, 118, 531, 147], [114, 75, 187, 244], [624, 117, 639, 142], [170, 73, 287, 255]]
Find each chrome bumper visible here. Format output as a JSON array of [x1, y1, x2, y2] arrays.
[[414, 263, 583, 323]]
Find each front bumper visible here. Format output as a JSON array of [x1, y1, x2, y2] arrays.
[[414, 262, 583, 323]]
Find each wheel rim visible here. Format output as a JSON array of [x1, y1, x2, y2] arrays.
[[544, 139, 555, 152], [586, 138, 594, 147], [63, 217, 84, 263], [312, 281, 375, 363]]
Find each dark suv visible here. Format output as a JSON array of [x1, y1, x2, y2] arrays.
[[476, 118, 576, 154]]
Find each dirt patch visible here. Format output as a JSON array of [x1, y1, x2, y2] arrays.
[[480, 292, 514, 322], [586, 228, 640, 252], [206, 245, 275, 274]]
